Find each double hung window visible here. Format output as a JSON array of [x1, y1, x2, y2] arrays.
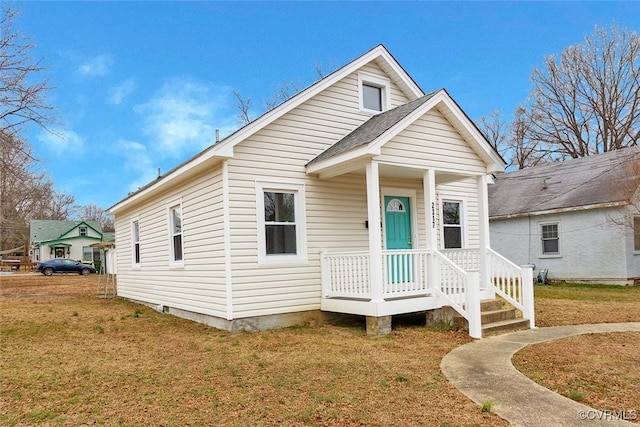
[[132, 220, 140, 265], [170, 205, 183, 263], [256, 182, 307, 264], [540, 223, 560, 256], [442, 201, 463, 249]]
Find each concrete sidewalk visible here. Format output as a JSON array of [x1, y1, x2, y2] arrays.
[[441, 323, 640, 426]]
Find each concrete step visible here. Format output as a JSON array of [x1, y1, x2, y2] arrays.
[[480, 299, 503, 312], [482, 318, 531, 336], [482, 308, 516, 324]]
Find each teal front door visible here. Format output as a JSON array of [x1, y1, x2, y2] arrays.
[[384, 196, 412, 283]]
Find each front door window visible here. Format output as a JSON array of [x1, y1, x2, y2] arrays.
[[54, 247, 65, 258]]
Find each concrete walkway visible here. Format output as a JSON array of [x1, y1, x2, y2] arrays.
[[441, 323, 640, 426]]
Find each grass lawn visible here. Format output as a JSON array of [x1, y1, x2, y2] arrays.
[[1, 275, 639, 426], [514, 282, 640, 424], [1, 274, 504, 427]]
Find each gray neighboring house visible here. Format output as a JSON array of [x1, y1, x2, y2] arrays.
[[489, 146, 640, 285]]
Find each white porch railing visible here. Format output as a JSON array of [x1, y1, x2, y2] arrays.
[[320, 250, 430, 300], [487, 248, 535, 327], [442, 248, 535, 329], [382, 250, 429, 297], [321, 251, 371, 299], [320, 247, 534, 338]]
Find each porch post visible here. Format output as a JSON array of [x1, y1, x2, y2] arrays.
[[477, 174, 490, 291], [423, 170, 438, 291], [366, 161, 384, 303]]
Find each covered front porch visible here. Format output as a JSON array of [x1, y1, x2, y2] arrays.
[[313, 160, 534, 338]]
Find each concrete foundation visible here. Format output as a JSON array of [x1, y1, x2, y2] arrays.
[[365, 315, 392, 336], [425, 306, 455, 326]]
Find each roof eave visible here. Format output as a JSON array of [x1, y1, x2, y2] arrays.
[[489, 200, 630, 220]]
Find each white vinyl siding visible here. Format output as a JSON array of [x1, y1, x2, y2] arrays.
[[377, 109, 487, 174], [113, 166, 228, 319]]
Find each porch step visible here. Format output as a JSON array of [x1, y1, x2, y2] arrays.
[[452, 298, 531, 337], [482, 318, 531, 336]]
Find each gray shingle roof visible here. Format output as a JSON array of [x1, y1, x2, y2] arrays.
[[307, 91, 440, 165], [489, 146, 640, 218]]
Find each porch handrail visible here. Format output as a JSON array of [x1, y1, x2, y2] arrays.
[[487, 248, 535, 328], [432, 250, 482, 338]]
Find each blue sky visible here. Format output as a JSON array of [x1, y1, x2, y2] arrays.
[[14, 1, 640, 210]]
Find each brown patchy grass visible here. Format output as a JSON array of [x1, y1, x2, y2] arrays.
[[533, 283, 640, 327], [1, 273, 505, 426], [513, 283, 640, 424]]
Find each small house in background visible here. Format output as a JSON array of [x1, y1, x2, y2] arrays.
[[108, 45, 535, 337], [489, 146, 640, 285], [30, 220, 104, 266]]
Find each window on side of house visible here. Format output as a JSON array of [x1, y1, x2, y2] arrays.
[[358, 72, 390, 114], [256, 182, 307, 265], [132, 220, 141, 265], [540, 223, 560, 256], [79, 227, 87, 236], [169, 205, 184, 263], [442, 200, 463, 249], [633, 216, 640, 252]]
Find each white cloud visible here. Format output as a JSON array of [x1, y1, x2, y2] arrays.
[[37, 129, 85, 152], [108, 79, 136, 105], [78, 54, 114, 76], [134, 78, 236, 159], [115, 139, 158, 192]]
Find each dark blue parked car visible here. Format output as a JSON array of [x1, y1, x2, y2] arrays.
[[36, 258, 96, 276]]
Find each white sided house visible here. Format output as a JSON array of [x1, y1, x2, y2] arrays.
[[108, 45, 534, 338], [489, 146, 640, 285]]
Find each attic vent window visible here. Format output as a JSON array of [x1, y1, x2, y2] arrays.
[[363, 84, 382, 112], [79, 227, 87, 236], [358, 71, 390, 114]]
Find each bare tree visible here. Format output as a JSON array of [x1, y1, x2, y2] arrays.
[[264, 80, 302, 111], [0, 130, 76, 249], [0, 3, 54, 139], [76, 204, 115, 232], [527, 25, 640, 158], [477, 110, 509, 156], [232, 89, 252, 126]]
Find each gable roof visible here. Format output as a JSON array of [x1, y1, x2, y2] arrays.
[[489, 146, 640, 219], [30, 220, 102, 244], [108, 45, 424, 215], [308, 92, 439, 165], [306, 89, 506, 177]]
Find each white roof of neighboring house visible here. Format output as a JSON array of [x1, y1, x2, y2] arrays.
[[489, 146, 640, 219]]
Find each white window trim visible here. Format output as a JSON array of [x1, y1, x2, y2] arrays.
[[632, 215, 640, 254], [79, 227, 88, 236], [256, 181, 307, 266], [439, 197, 467, 250], [358, 71, 391, 114], [168, 200, 185, 268], [131, 218, 141, 269], [539, 221, 562, 258]]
